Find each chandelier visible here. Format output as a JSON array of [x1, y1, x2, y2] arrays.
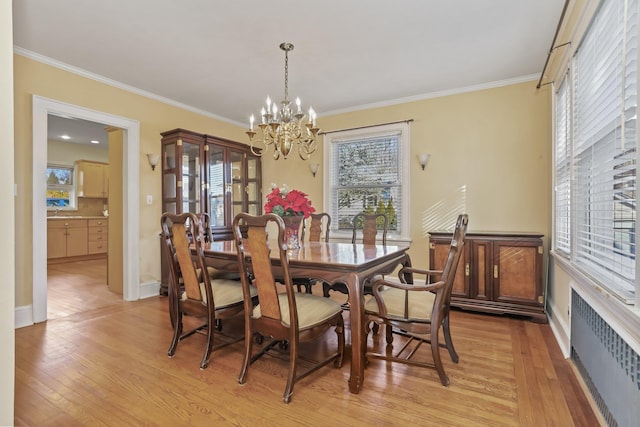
[[247, 42, 320, 160]]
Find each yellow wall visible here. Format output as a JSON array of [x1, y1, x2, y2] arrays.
[[14, 54, 552, 312], [265, 81, 553, 265], [13, 54, 247, 306]]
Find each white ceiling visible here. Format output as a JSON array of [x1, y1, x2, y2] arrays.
[[14, 0, 565, 139], [47, 115, 109, 146]]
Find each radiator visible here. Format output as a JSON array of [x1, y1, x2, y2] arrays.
[[571, 291, 640, 427]]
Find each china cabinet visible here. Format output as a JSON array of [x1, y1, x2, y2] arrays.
[[428, 231, 546, 322], [160, 128, 262, 240], [159, 128, 262, 293]]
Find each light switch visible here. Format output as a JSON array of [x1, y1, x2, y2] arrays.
[[146, 195, 153, 205]]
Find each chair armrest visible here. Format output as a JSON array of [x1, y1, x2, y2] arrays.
[[398, 266, 443, 284], [370, 278, 445, 294]]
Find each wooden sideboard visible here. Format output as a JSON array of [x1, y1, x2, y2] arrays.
[[428, 231, 546, 323]]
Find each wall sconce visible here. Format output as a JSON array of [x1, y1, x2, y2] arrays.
[[309, 162, 320, 177], [417, 153, 430, 170], [146, 153, 161, 171]]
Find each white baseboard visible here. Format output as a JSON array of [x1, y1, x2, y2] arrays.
[[548, 303, 571, 358], [139, 281, 161, 299], [15, 305, 34, 329]]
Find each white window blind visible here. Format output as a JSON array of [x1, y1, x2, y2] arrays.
[[571, 0, 637, 302], [330, 133, 402, 231], [324, 122, 410, 240], [554, 75, 571, 255]]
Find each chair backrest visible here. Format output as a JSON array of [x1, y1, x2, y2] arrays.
[[352, 213, 388, 245], [233, 213, 298, 325], [301, 212, 331, 242], [434, 214, 469, 317], [160, 212, 211, 304], [196, 212, 213, 243]]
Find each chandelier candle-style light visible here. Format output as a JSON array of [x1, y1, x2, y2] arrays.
[[247, 42, 320, 160]]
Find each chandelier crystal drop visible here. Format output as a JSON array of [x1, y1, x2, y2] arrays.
[[247, 42, 320, 160]]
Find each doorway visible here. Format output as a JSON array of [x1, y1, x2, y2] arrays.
[[46, 116, 114, 319], [32, 95, 141, 323]]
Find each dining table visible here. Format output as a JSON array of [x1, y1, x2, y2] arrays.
[[200, 239, 411, 394]]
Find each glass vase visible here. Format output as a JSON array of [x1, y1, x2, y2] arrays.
[[282, 215, 303, 249]]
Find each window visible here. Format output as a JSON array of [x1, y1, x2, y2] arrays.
[[324, 122, 410, 241], [46, 163, 77, 209], [553, 0, 638, 303], [554, 75, 571, 255]]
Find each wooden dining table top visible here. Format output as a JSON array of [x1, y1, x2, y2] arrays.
[[201, 239, 410, 269]]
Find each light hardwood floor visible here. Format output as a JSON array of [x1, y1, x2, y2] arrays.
[[47, 258, 120, 320], [16, 262, 602, 426]]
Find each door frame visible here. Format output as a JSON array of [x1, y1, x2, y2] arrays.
[[32, 95, 141, 323]]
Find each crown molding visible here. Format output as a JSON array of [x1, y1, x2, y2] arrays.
[[321, 74, 540, 118], [13, 46, 245, 128]]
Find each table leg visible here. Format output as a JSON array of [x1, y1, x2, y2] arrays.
[[347, 273, 364, 393]]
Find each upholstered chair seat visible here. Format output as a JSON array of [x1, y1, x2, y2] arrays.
[[253, 292, 342, 328]]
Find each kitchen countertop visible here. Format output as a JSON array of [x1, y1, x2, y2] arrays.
[[47, 216, 109, 220]]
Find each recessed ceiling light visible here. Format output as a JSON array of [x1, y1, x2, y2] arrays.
[[91, 140, 100, 144], [61, 135, 70, 140]]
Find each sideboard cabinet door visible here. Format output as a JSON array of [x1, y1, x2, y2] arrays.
[[428, 231, 546, 323], [429, 237, 470, 298]]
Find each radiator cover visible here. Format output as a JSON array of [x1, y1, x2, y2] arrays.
[[571, 291, 640, 427]]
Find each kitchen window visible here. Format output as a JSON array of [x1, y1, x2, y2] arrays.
[[46, 163, 77, 209]]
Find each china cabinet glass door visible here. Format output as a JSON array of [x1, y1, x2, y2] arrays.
[[230, 150, 245, 220], [181, 142, 202, 214], [246, 156, 260, 215], [162, 142, 177, 213], [207, 146, 226, 227]]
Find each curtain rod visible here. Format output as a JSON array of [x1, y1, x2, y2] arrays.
[[319, 119, 414, 135], [536, 0, 571, 89]]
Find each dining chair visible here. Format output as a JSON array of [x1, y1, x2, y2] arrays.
[[196, 212, 241, 283], [293, 212, 332, 293], [300, 212, 331, 243], [160, 212, 256, 370], [323, 212, 389, 300], [233, 212, 345, 403], [364, 214, 469, 386]]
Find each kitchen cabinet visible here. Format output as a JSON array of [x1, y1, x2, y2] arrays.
[[428, 231, 546, 322], [47, 219, 88, 259], [88, 218, 108, 254], [77, 160, 109, 198]]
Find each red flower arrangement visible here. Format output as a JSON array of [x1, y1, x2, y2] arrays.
[[264, 184, 316, 218]]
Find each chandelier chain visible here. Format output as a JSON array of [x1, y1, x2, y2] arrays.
[[284, 49, 289, 102]]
